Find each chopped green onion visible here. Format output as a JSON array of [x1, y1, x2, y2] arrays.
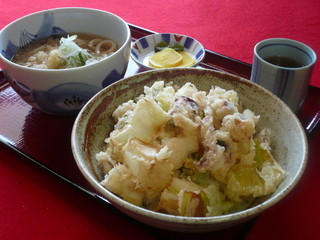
[[78, 52, 85, 65], [57, 35, 93, 68]]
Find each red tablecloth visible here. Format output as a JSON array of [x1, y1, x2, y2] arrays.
[[1, 1, 320, 240], [1, 0, 319, 88]]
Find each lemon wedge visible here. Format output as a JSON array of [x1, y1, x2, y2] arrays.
[[149, 48, 183, 68]]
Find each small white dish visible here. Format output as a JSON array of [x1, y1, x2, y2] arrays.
[[130, 33, 205, 70]]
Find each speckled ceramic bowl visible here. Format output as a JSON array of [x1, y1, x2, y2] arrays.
[[71, 68, 308, 232], [130, 33, 205, 70], [0, 7, 131, 115]]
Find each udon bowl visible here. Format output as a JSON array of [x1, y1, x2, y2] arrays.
[[71, 68, 308, 232], [0, 7, 131, 115]]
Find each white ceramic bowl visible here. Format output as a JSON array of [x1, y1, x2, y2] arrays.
[[130, 33, 205, 70], [0, 7, 131, 115], [71, 68, 308, 232]]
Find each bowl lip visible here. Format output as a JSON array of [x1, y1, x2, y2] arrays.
[[71, 67, 308, 226], [130, 32, 206, 70], [0, 7, 131, 72], [254, 37, 317, 70]]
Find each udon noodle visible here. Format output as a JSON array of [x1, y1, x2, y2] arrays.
[[12, 33, 118, 69]]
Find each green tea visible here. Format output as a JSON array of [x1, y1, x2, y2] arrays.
[[264, 56, 304, 68]]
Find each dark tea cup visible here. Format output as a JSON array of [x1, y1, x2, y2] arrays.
[[250, 38, 316, 112]]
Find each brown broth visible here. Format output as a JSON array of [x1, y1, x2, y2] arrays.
[[12, 32, 118, 69]]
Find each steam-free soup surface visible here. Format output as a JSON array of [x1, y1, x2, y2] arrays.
[[12, 33, 118, 69]]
